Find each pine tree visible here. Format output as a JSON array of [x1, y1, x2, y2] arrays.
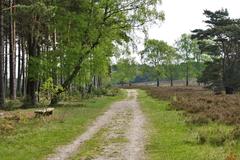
[[9, 0, 16, 99], [0, 0, 5, 108]]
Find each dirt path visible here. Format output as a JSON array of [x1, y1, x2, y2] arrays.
[[46, 90, 146, 160]]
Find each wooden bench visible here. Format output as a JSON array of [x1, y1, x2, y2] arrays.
[[0, 112, 4, 118], [34, 108, 55, 117]]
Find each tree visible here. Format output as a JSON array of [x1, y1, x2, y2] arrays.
[[49, 0, 164, 104], [9, 0, 16, 100], [176, 34, 200, 86], [0, 0, 5, 108], [112, 59, 137, 86], [141, 39, 171, 87], [162, 46, 179, 86], [192, 9, 240, 94], [0, 0, 164, 107], [15, 1, 56, 106]]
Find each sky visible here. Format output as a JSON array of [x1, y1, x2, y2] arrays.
[[121, 0, 240, 62], [148, 0, 240, 45]]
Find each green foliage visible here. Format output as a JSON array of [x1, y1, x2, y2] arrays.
[[176, 34, 201, 62], [39, 78, 64, 106], [12, 0, 165, 105], [175, 34, 204, 84], [140, 40, 172, 80], [192, 9, 240, 92], [93, 88, 120, 97], [51, 0, 165, 89], [139, 39, 194, 85], [112, 59, 137, 85]]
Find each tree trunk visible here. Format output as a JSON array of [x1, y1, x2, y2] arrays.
[[21, 39, 26, 96], [225, 86, 234, 95], [4, 33, 8, 94], [17, 39, 21, 96], [170, 77, 173, 87], [157, 77, 160, 87], [52, 29, 57, 85], [0, 0, 6, 108], [170, 69, 174, 87], [50, 34, 101, 105], [25, 34, 38, 107], [97, 76, 102, 88], [9, 0, 17, 100], [186, 62, 189, 87], [93, 75, 97, 89]]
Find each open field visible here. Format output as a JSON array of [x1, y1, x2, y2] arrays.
[[138, 89, 240, 160], [1, 87, 240, 160], [0, 92, 125, 160], [136, 86, 240, 125]]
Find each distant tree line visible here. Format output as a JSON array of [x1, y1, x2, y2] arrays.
[[112, 34, 205, 87], [112, 59, 205, 87], [113, 8, 240, 95]]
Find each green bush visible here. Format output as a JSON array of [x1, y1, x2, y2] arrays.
[[185, 114, 209, 125], [195, 124, 233, 146], [92, 88, 120, 97]]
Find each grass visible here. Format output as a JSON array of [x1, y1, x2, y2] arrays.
[[0, 91, 126, 160], [70, 128, 107, 160], [138, 90, 239, 160]]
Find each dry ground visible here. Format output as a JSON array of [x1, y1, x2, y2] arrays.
[[47, 90, 146, 160]]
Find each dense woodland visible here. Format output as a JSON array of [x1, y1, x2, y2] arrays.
[[0, 0, 163, 108]]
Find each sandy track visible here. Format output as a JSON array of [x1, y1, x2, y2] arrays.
[[46, 90, 145, 160]]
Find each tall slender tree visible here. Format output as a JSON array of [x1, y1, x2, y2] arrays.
[[140, 40, 170, 87], [21, 39, 26, 96], [0, 0, 5, 108], [9, 0, 16, 99], [17, 38, 21, 95], [4, 33, 8, 93], [176, 34, 199, 86]]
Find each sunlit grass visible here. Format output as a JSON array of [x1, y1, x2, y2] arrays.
[[0, 91, 126, 160], [138, 90, 238, 160]]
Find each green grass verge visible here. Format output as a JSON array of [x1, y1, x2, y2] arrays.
[[138, 90, 239, 160], [0, 91, 126, 160]]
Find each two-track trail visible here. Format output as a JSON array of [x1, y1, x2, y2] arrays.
[[47, 90, 146, 160]]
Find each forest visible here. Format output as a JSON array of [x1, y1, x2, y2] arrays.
[[1, 0, 240, 160], [0, 0, 163, 108]]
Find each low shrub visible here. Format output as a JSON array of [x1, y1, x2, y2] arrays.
[[225, 153, 237, 160], [229, 126, 240, 140], [106, 88, 120, 96], [0, 119, 15, 135], [0, 111, 35, 136], [4, 99, 23, 111], [195, 124, 234, 146], [93, 88, 120, 97], [185, 114, 209, 125], [135, 86, 240, 125]]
